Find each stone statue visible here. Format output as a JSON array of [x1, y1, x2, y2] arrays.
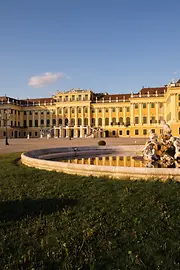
[[142, 121, 180, 167]]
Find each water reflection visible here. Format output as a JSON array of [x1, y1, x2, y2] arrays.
[[49, 154, 180, 168], [49, 153, 180, 168]]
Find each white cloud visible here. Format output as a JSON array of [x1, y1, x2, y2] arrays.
[[173, 70, 180, 75], [28, 72, 66, 88]]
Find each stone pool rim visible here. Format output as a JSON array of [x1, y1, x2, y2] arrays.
[[21, 145, 180, 180]]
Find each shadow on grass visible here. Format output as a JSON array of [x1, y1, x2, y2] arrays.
[[12, 157, 21, 166], [0, 197, 78, 222]]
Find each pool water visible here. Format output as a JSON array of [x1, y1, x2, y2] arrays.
[[49, 153, 178, 168]]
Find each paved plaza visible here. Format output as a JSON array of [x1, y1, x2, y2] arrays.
[[0, 137, 147, 154]]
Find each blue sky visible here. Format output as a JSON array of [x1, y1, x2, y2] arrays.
[[0, 0, 180, 98]]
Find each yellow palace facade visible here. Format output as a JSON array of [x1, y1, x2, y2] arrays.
[[0, 79, 180, 139]]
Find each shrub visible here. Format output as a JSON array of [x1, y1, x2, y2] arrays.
[[98, 140, 106, 146]]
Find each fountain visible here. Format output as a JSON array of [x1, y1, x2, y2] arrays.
[[21, 122, 180, 180]]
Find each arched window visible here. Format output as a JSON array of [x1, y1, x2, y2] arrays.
[[59, 118, 62, 125], [84, 118, 88, 126], [98, 118, 102, 126], [112, 117, 116, 125], [112, 130, 116, 136], [119, 117, 123, 125], [126, 117, 130, 126], [35, 120, 38, 127], [105, 118, 109, 126], [47, 119, 50, 126], [78, 118, 82, 126], [92, 118, 95, 126], [53, 119, 56, 125], [41, 119, 44, 126], [71, 118, 75, 126], [65, 118, 68, 126]]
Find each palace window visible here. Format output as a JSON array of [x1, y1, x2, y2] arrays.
[[47, 119, 50, 126], [35, 120, 38, 127], [78, 95, 82, 101], [24, 111, 26, 115], [71, 108, 75, 114], [78, 108, 81, 113], [105, 118, 109, 125], [151, 103, 155, 108], [64, 108, 68, 114], [143, 103, 147, 109], [119, 117, 123, 124], [35, 132, 38, 137], [135, 117, 139, 124], [65, 96, 68, 101], [119, 130, 122, 135], [112, 108, 115, 113], [41, 119, 44, 126], [159, 102, 163, 108], [112, 117, 116, 125], [71, 95, 75, 101], [152, 129, 155, 133], [126, 130, 130, 136], [29, 120, 32, 127], [179, 94, 180, 101], [84, 107, 88, 113], [135, 104, 138, 109], [92, 108, 95, 113], [41, 111, 44, 115], [112, 131, 116, 136], [143, 116, 147, 124], [105, 108, 109, 113], [53, 119, 56, 125], [126, 107, 130, 112], [126, 117, 130, 126], [99, 108, 102, 113], [65, 119, 68, 126], [98, 118, 102, 126], [84, 118, 88, 126], [135, 129, 139, 135], [151, 116, 156, 123], [59, 119, 62, 125], [85, 94, 88, 100], [92, 118, 95, 126], [119, 107, 122, 112], [143, 129, 147, 135], [59, 109, 62, 114], [179, 128, 180, 135], [78, 118, 82, 126]]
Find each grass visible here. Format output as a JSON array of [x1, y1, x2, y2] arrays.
[[0, 154, 180, 269]]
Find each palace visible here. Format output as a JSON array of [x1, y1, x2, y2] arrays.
[[0, 79, 180, 139]]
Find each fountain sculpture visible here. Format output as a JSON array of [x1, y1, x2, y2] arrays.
[[142, 121, 180, 168]]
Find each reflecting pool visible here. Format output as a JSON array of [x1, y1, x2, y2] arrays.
[[48, 153, 180, 168]]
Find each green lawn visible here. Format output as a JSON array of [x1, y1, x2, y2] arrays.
[[0, 153, 180, 269]]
